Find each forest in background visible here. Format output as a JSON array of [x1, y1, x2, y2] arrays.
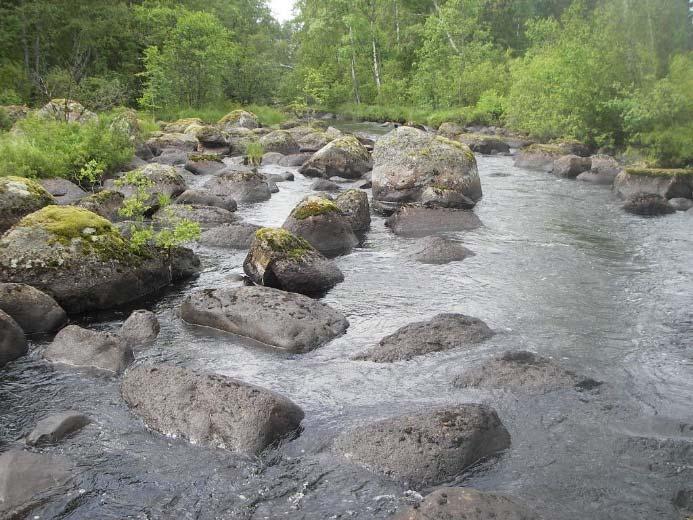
[[0, 0, 692, 166]]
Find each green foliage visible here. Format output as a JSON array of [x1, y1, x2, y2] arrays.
[[245, 142, 264, 166], [0, 114, 133, 180], [0, 107, 11, 132]]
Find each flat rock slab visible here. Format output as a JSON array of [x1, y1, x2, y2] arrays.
[[353, 313, 493, 362], [334, 405, 511, 487], [44, 325, 134, 374], [180, 286, 349, 353], [0, 450, 72, 517], [122, 364, 304, 455], [386, 206, 482, 237], [409, 236, 474, 264], [454, 350, 602, 394], [26, 411, 90, 446], [392, 487, 540, 520]]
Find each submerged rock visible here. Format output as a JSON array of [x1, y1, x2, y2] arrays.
[[218, 109, 259, 130], [552, 155, 592, 178], [39, 178, 86, 205], [243, 228, 344, 295], [454, 351, 602, 394], [199, 222, 261, 249], [0, 309, 27, 367], [26, 411, 90, 446], [372, 127, 481, 211], [334, 189, 371, 232], [0, 176, 55, 234], [181, 285, 349, 353], [385, 206, 482, 237], [299, 135, 372, 179], [622, 193, 676, 216], [0, 283, 67, 334], [45, 325, 134, 373], [409, 236, 474, 264], [392, 487, 540, 520], [0, 450, 72, 517], [0, 206, 182, 313], [353, 313, 493, 362], [283, 195, 358, 256], [119, 310, 160, 349], [614, 168, 693, 200], [203, 167, 271, 203], [122, 364, 304, 454], [334, 405, 511, 487], [175, 189, 238, 212]]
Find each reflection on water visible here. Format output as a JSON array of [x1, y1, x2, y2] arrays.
[[1, 125, 692, 519]]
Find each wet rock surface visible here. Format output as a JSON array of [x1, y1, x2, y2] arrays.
[[175, 189, 238, 212], [122, 364, 304, 454], [26, 411, 90, 446], [299, 135, 372, 179], [623, 193, 676, 216], [180, 285, 349, 352], [353, 313, 493, 362], [409, 236, 474, 264], [45, 325, 134, 373], [119, 310, 160, 349], [334, 189, 371, 232], [203, 167, 271, 203], [0, 309, 27, 367], [0, 283, 67, 334], [385, 206, 483, 237], [334, 405, 511, 487], [199, 222, 261, 248]]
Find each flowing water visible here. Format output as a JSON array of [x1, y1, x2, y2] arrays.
[[1, 123, 692, 519]]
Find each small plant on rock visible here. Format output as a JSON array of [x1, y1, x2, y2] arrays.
[[245, 141, 264, 167]]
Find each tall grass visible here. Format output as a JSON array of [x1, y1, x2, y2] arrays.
[[335, 103, 501, 128]]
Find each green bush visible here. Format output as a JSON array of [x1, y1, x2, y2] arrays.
[[0, 114, 133, 180], [151, 102, 287, 127], [0, 107, 11, 132]]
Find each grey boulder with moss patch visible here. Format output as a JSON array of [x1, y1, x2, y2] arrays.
[[614, 168, 693, 200], [0, 176, 56, 234], [199, 222, 261, 249], [0, 283, 66, 334], [0, 206, 190, 313], [181, 285, 348, 353], [282, 195, 358, 256], [392, 487, 540, 520], [37, 98, 96, 123], [334, 190, 371, 232], [145, 132, 198, 156], [353, 313, 493, 362], [260, 130, 300, 155], [218, 110, 259, 131], [77, 190, 125, 222], [372, 126, 481, 212], [106, 163, 187, 207], [0, 309, 27, 367], [299, 135, 372, 179], [204, 167, 271, 203], [244, 228, 344, 295], [334, 405, 511, 487], [122, 364, 304, 454], [45, 325, 134, 373]]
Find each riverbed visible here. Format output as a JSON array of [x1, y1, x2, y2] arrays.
[[1, 123, 691, 519]]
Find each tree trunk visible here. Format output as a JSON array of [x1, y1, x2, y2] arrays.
[[348, 25, 361, 105], [432, 0, 460, 54]]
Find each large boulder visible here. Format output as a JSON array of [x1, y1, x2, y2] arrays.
[[613, 168, 693, 200], [38, 178, 86, 205], [194, 125, 228, 151], [0, 450, 72, 517], [119, 309, 160, 349], [45, 324, 134, 373], [552, 155, 592, 178], [153, 204, 236, 229], [669, 197, 693, 211], [260, 130, 300, 155], [37, 98, 96, 123], [243, 228, 344, 296], [77, 190, 125, 222], [514, 144, 565, 171], [106, 164, 187, 207], [457, 133, 511, 155], [161, 118, 204, 134], [334, 189, 371, 232], [0, 283, 67, 334], [181, 286, 349, 353], [576, 155, 621, 184], [279, 153, 313, 167], [0, 176, 55, 234], [454, 351, 601, 394], [372, 127, 481, 212], [199, 222, 261, 249], [226, 128, 259, 156], [175, 189, 237, 212], [203, 167, 271, 203], [392, 487, 540, 520], [334, 405, 511, 487], [0, 206, 180, 313], [145, 132, 198, 156], [218, 109, 260, 130], [25, 411, 90, 446], [0, 309, 27, 367], [622, 193, 676, 216], [353, 313, 493, 363], [184, 153, 226, 176], [385, 206, 482, 237], [150, 147, 188, 166], [282, 196, 358, 256], [409, 236, 474, 264], [287, 125, 339, 152], [299, 135, 372, 179], [122, 364, 304, 454]]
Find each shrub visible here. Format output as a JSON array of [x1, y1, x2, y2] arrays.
[[0, 107, 11, 132]]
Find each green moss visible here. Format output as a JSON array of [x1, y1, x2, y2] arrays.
[[625, 167, 693, 177], [292, 197, 341, 220], [522, 143, 564, 155], [218, 109, 257, 125], [255, 227, 313, 260]]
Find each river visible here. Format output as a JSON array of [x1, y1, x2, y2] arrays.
[[1, 122, 692, 519]]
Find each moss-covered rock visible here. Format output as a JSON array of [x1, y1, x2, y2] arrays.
[[203, 167, 270, 203], [225, 127, 260, 156], [334, 189, 371, 232], [0, 176, 56, 234], [110, 109, 143, 143], [259, 130, 300, 155], [106, 163, 187, 208], [614, 167, 693, 200], [514, 143, 565, 171], [218, 110, 259, 130], [299, 135, 372, 179], [371, 126, 480, 213], [243, 227, 344, 296], [37, 99, 97, 124], [291, 196, 341, 220], [0, 206, 192, 313], [162, 118, 205, 134], [144, 132, 198, 156], [184, 154, 225, 176]]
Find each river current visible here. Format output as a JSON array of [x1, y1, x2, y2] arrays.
[[1, 123, 691, 519]]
